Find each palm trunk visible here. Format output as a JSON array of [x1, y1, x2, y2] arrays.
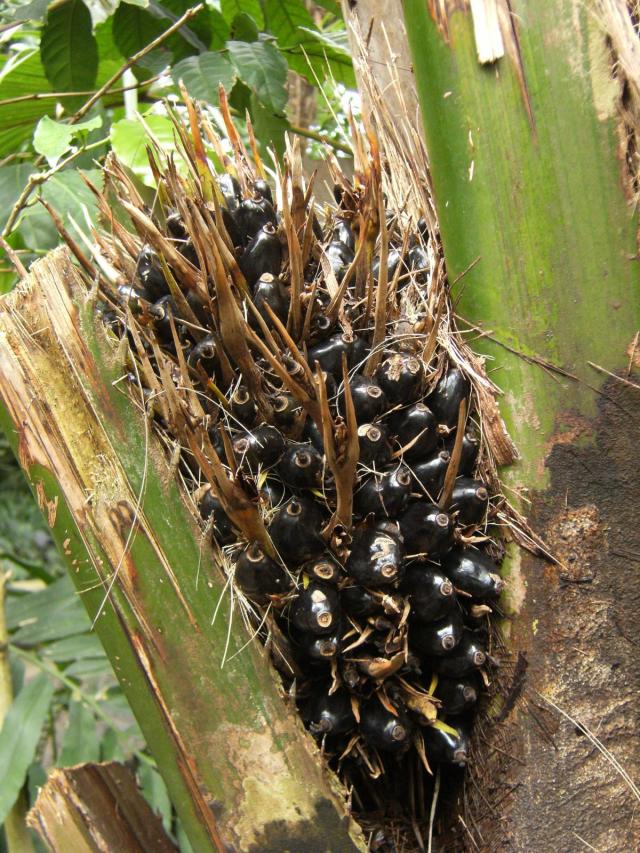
[[0, 250, 363, 853], [345, 1, 640, 850]]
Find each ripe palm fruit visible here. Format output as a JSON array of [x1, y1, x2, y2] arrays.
[[269, 496, 325, 565], [343, 374, 387, 423], [435, 631, 487, 677], [234, 542, 293, 602], [239, 222, 282, 286], [136, 245, 168, 298], [392, 403, 438, 461], [251, 274, 289, 329], [442, 547, 504, 599], [354, 466, 412, 518], [411, 609, 464, 657], [399, 502, 454, 557], [277, 442, 323, 489], [376, 353, 424, 404], [233, 424, 285, 469], [303, 688, 355, 736], [412, 449, 451, 497], [303, 555, 343, 585], [357, 424, 392, 466], [346, 521, 405, 586], [447, 430, 480, 475], [402, 566, 456, 622], [199, 490, 235, 545], [449, 477, 490, 525], [237, 193, 277, 238], [427, 367, 470, 427], [308, 332, 366, 377], [291, 582, 340, 634], [360, 698, 415, 754], [424, 724, 470, 766], [434, 676, 479, 715]]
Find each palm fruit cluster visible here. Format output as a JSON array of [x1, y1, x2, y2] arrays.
[[90, 105, 504, 844]]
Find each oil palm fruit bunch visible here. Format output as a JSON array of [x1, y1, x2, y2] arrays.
[[87, 98, 507, 843]]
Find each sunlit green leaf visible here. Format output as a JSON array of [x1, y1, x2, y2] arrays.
[[172, 52, 236, 102], [58, 700, 100, 766], [40, 0, 98, 94], [110, 115, 178, 185], [228, 38, 287, 113], [33, 115, 102, 167], [220, 0, 263, 29]]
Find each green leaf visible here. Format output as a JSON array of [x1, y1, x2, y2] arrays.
[[40, 0, 98, 93], [286, 27, 355, 87], [138, 763, 172, 832], [8, 575, 91, 645], [229, 12, 259, 42], [220, 0, 263, 29], [263, 0, 314, 47], [42, 633, 106, 663], [58, 700, 100, 766], [227, 39, 288, 113], [208, 8, 230, 50], [249, 93, 288, 159], [33, 115, 102, 167], [110, 115, 178, 185], [112, 3, 166, 64], [0, 165, 35, 233], [172, 52, 236, 102], [0, 673, 54, 824], [149, 0, 211, 60], [0, 51, 56, 157], [8, 0, 50, 22], [64, 657, 113, 678]]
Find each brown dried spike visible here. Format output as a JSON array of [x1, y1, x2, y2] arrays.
[[179, 84, 215, 203], [244, 109, 266, 180], [440, 397, 467, 510], [279, 165, 303, 339], [364, 186, 390, 376], [38, 199, 96, 279]]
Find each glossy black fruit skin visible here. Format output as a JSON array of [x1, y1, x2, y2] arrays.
[[233, 424, 285, 469], [218, 173, 241, 209], [272, 393, 301, 427], [239, 223, 282, 286], [332, 218, 355, 252], [428, 368, 470, 428], [237, 194, 277, 239], [187, 335, 217, 373], [449, 477, 490, 526], [347, 522, 405, 586], [424, 724, 469, 766], [291, 582, 341, 635], [199, 490, 235, 544], [234, 542, 293, 602], [372, 248, 403, 284], [376, 354, 424, 405], [442, 547, 503, 599], [253, 178, 273, 205], [251, 274, 289, 329], [357, 424, 392, 467], [303, 555, 343, 585], [354, 466, 412, 519], [344, 374, 387, 423], [399, 503, 454, 558], [447, 431, 480, 476], [325, 240, 354, 279], [434, 631, 486, 677], [166, 209, 187, 240], [230, 386, 256, 425], [297, 628, 342, 664], [412, 451, 451, 498], [341, 585, 381, 617], [411, 609, 464, 657], [360, 699, 415, 755], [269, 496, 326, 565], [392, 403, 438, 462], [308, 332, 365, 378], [407, 243, 429, 282], [303, 688, 355, 736], [277, 443, 323, 489], [402, 566, 456, 622], [434, 676, 479, 715], [221, 206, 244, 248], [136, 245, 168, 298]]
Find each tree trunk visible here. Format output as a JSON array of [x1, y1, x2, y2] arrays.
[[344, 1, 640, 851]]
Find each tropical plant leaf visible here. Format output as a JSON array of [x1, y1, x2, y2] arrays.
[[40, 0, 98, 93], [58, 700, 100, 766], [227, 38, 288, 113], [228, 12, 259, 42], [33, 115, 102, 166], [263, 0, 314, 47], [110, 115, 179, 185], [220, 0, 263, 29], [0, 51, 56, 158], [0, 672, 54, 825], [172, 52, 236, 102], [42, 633, 106, 663], [287, 27, 355, 87]]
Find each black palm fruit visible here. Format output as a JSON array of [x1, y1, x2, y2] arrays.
[[402, 566, 456, 622], [234, 542, 293, 602], [238, 193, 277, 239], [166, 209, 188, 240], [434, 631, 486, 677], [272, 393, 302, 427], [136, 245, 168, 298], [427, 368, 470, 428], [411, 610, 464, 657], [148, 295, 185, 344], [447, 431, 480, 475], [233, 424, 285, 469], [179, 240, 199, 268], [187, 335, 217, 373], [303, 417, 325, 453], [239, 222, 282, 286], [442, 547, 504, 599], [310, 312, 334, 342], [218, 173, 241, 209], [332, 218, 355, 251], [278, 442, 324, 489], [424, 724, 469, 766], [357, 424, 392, 467], [360, 698, 415, 755], [376, 354, 424, 404], [391, 403, 438, 461], [325, 240, 354, 279], [303, 554, 343, 585], [399, 503, 454, 557], [297, 628, 342, 664], [291, 581, 340, 634], [340, 585, 382, 617], [434, 676, 479, 715], [221, 206, 244, 248], [303, 688, 355, 736], [199, 490, 235, 544], [343, 374, 387, 423], [251, 274, 289, 329], [412, 450, 451, 498], [253, 178, 273, 205], [407, 243, 429, 282], [117, 284, 149, 311], [258, 477, 286, 508], [346, 521, 404, 586], [354, 466, 412, 518], [449, 477, 489, 526], [308, 332, 366, 377], [230, 386, 256, 425], [269, 496, 325, 564], [372, 248, 403, 284]]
